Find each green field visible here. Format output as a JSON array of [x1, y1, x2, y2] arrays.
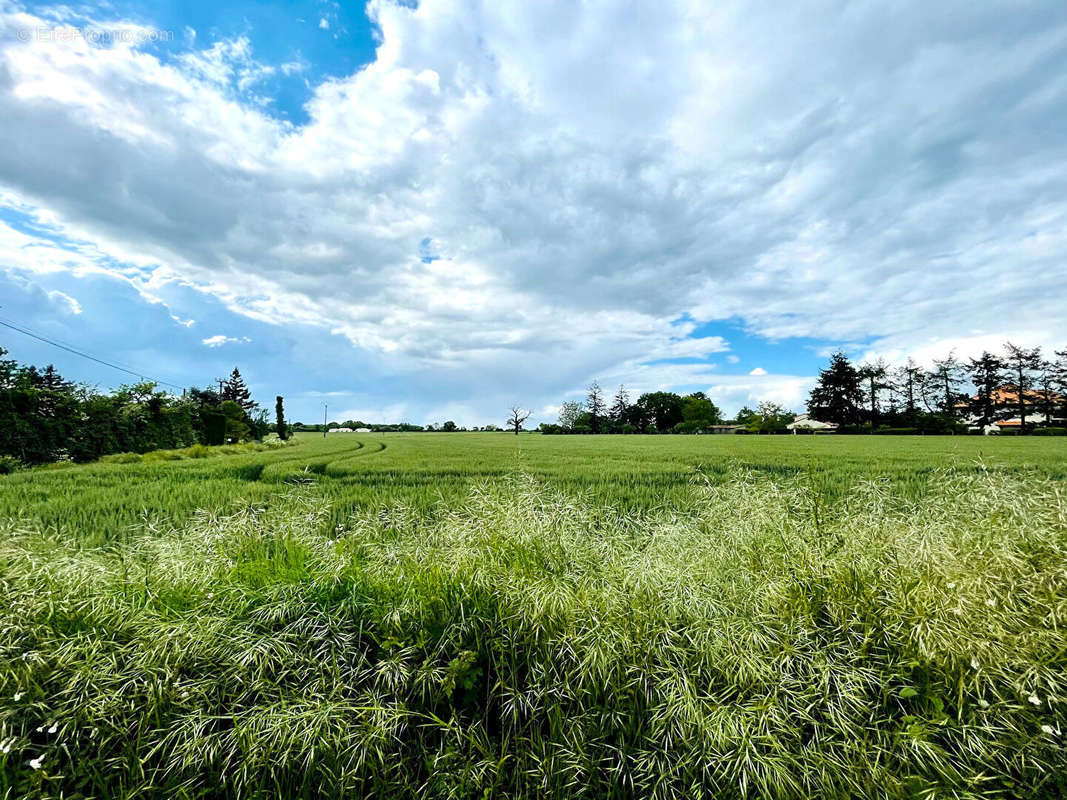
[[4, 432, 1067, 543], [1, 434, 1065, 798]]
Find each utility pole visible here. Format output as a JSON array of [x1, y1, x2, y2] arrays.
[[323, 402, 328, 438]]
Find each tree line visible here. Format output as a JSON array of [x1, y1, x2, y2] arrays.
[[0, 346, 286, 467], [540, 383, 734, 434], [807, 342, 1067, 433]]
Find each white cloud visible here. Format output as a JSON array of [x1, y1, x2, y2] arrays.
[[201, 334, 248, 347], [318, 18, 329, 30], [47, 289, 81, 314], [748, 367, 767, 376], [0, 1, 1064, 421]]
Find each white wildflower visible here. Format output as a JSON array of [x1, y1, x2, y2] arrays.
[[947, 581, 956, 589], [0, 738, 13, 754], [970, 657, 979, 669], [1029, 694, 1041, 706], [985, 598, 995, 607], [1041, 724, 1059, 736], [47, 723, 57, 734], [13, 691, 23, 701], [28, 755, 44, 770]]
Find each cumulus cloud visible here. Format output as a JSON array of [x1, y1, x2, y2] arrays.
[[0, 0, 1065, 419], [749, 367, 767, 376]]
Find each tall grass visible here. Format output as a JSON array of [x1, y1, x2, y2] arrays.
[[1, 467, 1064, 798]]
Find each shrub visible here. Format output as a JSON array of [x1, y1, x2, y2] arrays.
[[1031, 427, 1066, 436], [185, 443, 212, 458], [100, 452, 143, 464], [143, 449, 184, 461], [0, 455, 20, 474]]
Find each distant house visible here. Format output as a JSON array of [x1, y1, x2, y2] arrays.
[[329, 427, 354, 433], [787, 413, 838, 432], [355, 427, 372, 433], [708, 424, 745, 434], [960, 385, 1066, 432]]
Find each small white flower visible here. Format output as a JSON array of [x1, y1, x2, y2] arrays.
[[970, 657, 979, 669], [180, 690, 189, 698], [1029, 694, 1041, 706], [13, 691, 23, 701], [985, 598, 996, 607], [206, 593, 213, 599], [35, 726, 42, 733], [47, 723, 57, 734], [0, 738, 13, 754], [947, 582, 956, 589], [28, 755, 44, 770]]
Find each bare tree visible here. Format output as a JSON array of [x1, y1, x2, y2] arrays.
[[507, 405, 531, 436]]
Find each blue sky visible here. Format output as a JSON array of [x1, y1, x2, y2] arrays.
[[1, 0, 1065, 426]]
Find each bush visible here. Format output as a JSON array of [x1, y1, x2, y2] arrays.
[[143, 449, 184, 462], [1031, 427, 1066, 436], [185, 443, 212, 458], [874, 427, 920, 435], [0, 455, 20, 474], [100, 452, 143, 464]]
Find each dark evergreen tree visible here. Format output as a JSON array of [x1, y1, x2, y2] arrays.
[[222, 367, 256, 413], [857, 359, 889, 423], [891, 358, 923, 417], [1002, 342, 1042, 430], [586, 381, 605, 434], [609, 385, 630, 425], [275, 395, 288, 440], [1035, 361, 1057, 426], [808, 352, 863, 425], [966, 351, 1005, 428], [930, 352, 966, 418]]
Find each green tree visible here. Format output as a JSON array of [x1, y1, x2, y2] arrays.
[[220, 400, 251, 442], [586, 381, 605, 434], [609, 385, 630, 427], [966, 351, 1005, 428], [222, 368, 256, 413], [857, 359, 889, 423], [681, 392, 722, 427], [1002, 342, 1043, 431], [275, 396, 288, 440], [929, 352, 966, 418], [557, 401, 584, 431], [634, 392, 685, 432], [808, 352, 863, 426]]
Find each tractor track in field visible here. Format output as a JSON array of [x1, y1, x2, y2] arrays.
[[251, 438, 388, 483]]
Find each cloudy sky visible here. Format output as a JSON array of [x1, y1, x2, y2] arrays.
[[1, 0, 1064, 426]]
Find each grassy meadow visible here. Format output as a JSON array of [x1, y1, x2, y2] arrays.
[[1, 433, 1065, 797]]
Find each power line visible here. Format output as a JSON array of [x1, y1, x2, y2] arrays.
[[0, 316, 186, 391]]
